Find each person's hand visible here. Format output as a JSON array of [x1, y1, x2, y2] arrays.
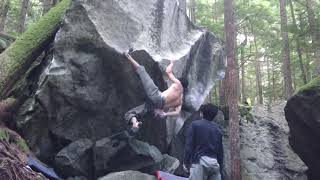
[[154, 109, 166, 119], [159, 112, 167, 119], [123, 52, 130, 59], [165, 61, 174, 74], [131, 117, 142, 129]]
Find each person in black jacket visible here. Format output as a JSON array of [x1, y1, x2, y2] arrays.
[[184, 103, 224, 180]]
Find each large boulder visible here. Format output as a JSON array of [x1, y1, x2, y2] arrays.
[[93, 137, 162, 177], [285, 77, 320, 180], [169, 102, 307, 180], [54, 138, 94, 178], [93, 133, 179, 178], [98, 171, 156, 180], [15, 0, 224, 168]]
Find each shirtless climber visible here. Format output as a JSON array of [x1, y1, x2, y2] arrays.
[[124, 50, 188, 130]]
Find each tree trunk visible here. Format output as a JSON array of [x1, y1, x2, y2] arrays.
[[0, 0, 10, 32], [189, 0, 196, 23], [279, 0, 293, 99], [219, 80, 226, 106], [266, 57, 272, 103], [272, 60, 277, 101], [305, 53, 311, 81], [289, 0, 307, 84], [249, 19, 263, 104], [254, 52, 263, 104], [212, 0, 218, 22], [224, 0, 241, 179], [306, 0, 320, 75], [0, 0, 71, 99], [292, 64, 297, 90], [17, 0, 30, 33], [240, 45, 246, 103]]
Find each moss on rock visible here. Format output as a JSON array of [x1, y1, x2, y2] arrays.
[[0, 129, 9, 141], [239, 104, 254, 122], [296, 76, 320, 94], [0, 127, 30, 153], [0, 0, 71, 98]]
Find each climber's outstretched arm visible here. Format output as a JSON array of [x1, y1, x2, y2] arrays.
[[166, 62, 180, 84], [125, 53, 140, 70]]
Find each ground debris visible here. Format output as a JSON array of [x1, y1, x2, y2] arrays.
[[0, 129, 47, 180]]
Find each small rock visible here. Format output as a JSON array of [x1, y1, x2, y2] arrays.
[[98, 170, 156, 180], [55, 138, 93, 178]]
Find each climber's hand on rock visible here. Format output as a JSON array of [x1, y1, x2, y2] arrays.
[[131, 117, 142, 129], [166, 61, 174, 74]]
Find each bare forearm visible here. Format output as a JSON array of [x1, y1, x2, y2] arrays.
[[164, 110, 180, 117], [125, 54, 140, 69]]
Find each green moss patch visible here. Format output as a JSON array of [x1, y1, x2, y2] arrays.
[[0, 0, 71, 94], [16, 138, 30, 153], [239, 104, 254, 122], [296, 76, 320, 94], [0, 128, 30, 153], [0, 129, 9, 141]]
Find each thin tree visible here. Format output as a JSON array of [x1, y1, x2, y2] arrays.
[[17, 0, 30, 33], [219, 80, 226, 106], [306, 0, 320, 75], [189, 0, 196, 23], [224, 0, 241, 179], [248, 19, 263, 104], [299, 12, 311, 81], [240, 36, 247, 103], [266, 57, 272, 103], [279, 0, 293, 99], [0, 0, 10, 31], [289, 0, 307, 84], [272, 59, 277, 101]]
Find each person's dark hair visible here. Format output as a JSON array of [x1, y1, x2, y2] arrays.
[[178, 77, 188, 90], [199, 103, 219, 121]]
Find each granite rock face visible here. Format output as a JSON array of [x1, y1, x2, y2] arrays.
[[13, 0, 225, 179], [16, 0, 225, 169], [240, 102, 307, 180]]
